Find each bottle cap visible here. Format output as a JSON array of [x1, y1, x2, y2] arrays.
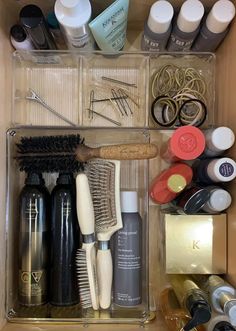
[[206, 0, 235, 34], [177, 0, 204, 33], [203, 188, 232, 212], [147, 0, 174, 34], [25, 172, 44, 185], [224, 301, 236, 326], [60, 0, 80, 8], [213, 321, 235, 331], [209, 127, 235, 151], [47, 12, 60, 29], [170, 126, 206, 160], [57, 173, 74, 185], [121, 191, 138, 213], [20, 5, 44, 28], [167, 174, 187, 193], [177, 187, 210, 214], [184, 292, 211, 331], [208, 157, 236, 182], [10, 25, 27, 42]]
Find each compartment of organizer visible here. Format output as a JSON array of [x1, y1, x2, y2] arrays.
[[149, 53, 215, 129], [6, 127, 153, 323], [12, 51, 81, 127], [81, 53, 149, 127]]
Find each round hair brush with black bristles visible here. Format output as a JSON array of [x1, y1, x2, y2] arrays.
[[16, 134, 158, 172]]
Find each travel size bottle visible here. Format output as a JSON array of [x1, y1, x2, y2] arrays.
[[141, 0, 174, 51], [50, 173, 80, 306], [202, 186, 232, 213], [197, 275, 236, 326], [161, 126, 206, 162], [149, 163, 193, 204], [167, 0, 204, 51], [54, 0, 93, 50], [202, 127, 235, 158], [18, 172, 50, 306], [169, 275, 211, 331], [194, 157, 236, 184], [113, 191, 142, 307], [10, 24, 34, 50], [192, 0, 235, 52]]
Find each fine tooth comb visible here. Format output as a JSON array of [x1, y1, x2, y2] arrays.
[[16, 134, 158, 172], [75, 173, 99, 310], [87, 159, 122, 309]]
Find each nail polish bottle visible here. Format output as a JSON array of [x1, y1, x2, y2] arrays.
[[161, 126, 205, 162], [167, 0, 204, 51], [169, 275, 211, 331], [149, 163, 193, 204], [192, 0, 235, 52], [141, 0, 174, 51]]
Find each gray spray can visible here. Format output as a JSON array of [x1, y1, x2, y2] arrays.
[[113, 191, 142, 307]]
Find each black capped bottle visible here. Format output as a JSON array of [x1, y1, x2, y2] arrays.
[[113, 191, 142, 307], [18, 172, 50, 306], [50, 173, 80, 306]]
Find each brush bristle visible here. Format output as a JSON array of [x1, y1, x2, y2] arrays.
[[18, 155, 84, 173], [17, 134, 84, 154], [87, 160, 117, 231], [76, 249, 92, 309], [16, 134, 85, 173]]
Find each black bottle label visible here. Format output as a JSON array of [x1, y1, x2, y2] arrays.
[[19, 269, 47, 305]]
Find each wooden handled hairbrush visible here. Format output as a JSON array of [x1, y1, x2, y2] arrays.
[[16, 134, 158, 172]]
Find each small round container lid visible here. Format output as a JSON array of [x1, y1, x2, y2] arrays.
[[183, 188, 210, 214], [206, 0, 235, 34], [213, 321, 235, 331], [167, 174, 187, 193], [121, 191, 138, 213], [147, 0, 174, 34], [211, 127, 235, 151], [60, 0, 80, 8], [170, 126, 206, 160], [208, 189, 232, 212], [177, 0, 205, 33]]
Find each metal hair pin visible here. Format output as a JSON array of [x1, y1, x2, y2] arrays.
[[101, 76, 137, 88], [26, 88, 76, 127]]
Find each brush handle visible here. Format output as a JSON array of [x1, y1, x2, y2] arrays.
[[76, 143, 158, 162], [76, 173, 95, 236], [97, 248, 112, 309]]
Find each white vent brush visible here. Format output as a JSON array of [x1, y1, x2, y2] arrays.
[[76, 173, 99, 310], [87, 160, 122, 309]]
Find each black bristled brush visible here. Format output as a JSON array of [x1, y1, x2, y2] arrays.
[[16, 134, 158, 172]]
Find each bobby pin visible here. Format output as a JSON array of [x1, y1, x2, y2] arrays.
[[117, 89, 133, 115], [111, 89, 125, 116], [102, 76, 137, 88], [87, 109, 121, 126]]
